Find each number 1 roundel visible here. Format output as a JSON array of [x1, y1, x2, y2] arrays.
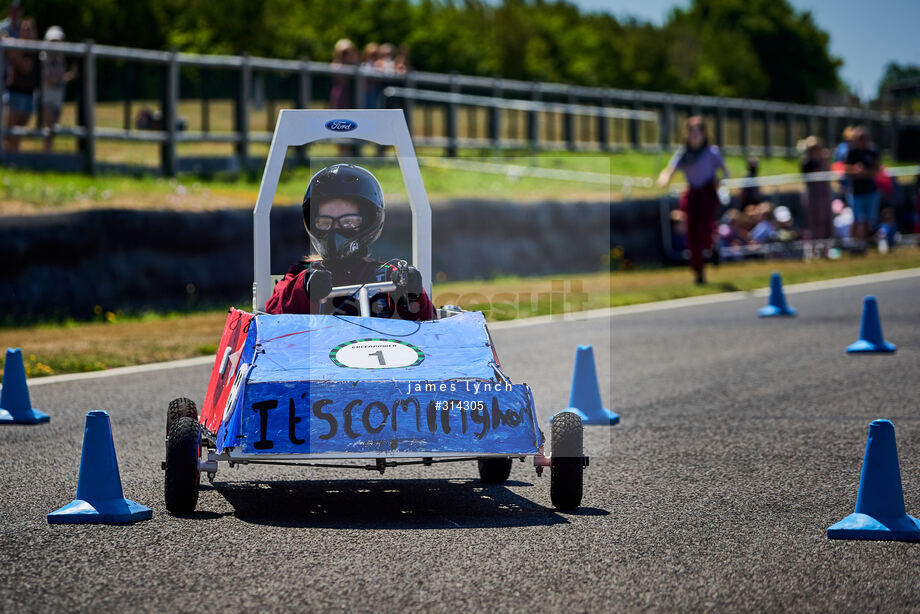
[[329, 338, 425, 369]]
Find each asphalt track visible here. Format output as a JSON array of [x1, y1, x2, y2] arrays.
[[2, 273, 920, 612]]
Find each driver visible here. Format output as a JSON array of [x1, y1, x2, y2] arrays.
[[265, 164, 434, 320]]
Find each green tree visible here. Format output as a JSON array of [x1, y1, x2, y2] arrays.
[[665, 0, 841, 102], [20, 0, 842, 104]]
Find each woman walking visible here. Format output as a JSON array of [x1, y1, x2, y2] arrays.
[[657, 116, 729, 284]]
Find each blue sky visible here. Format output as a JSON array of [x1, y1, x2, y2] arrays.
[[572, 0, 920, 98]]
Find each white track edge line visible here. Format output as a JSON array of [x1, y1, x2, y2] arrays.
[[21, 266, 920, 386]]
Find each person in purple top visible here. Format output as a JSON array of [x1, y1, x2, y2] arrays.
[[658, 116, 729, 284]]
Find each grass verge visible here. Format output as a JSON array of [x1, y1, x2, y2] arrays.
[[1, 248, 918, 378], [0, 148, 812, 215]]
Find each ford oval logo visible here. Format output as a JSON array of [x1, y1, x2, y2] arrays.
[[325, 119, 357, 132]]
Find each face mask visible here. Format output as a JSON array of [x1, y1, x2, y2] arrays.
[[324, 231, 361, 262]]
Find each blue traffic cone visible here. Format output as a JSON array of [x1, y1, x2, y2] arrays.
[[827, 419, 920, 541], [758, 272, 796, 317], [551, 345, 619, 425], [0, 348, 49, 425], [847, 295, 896, 353], [48, 410, 152, 524]]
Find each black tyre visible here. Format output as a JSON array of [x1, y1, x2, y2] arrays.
[[478, 457, 513, 484], [550, 411, 584, 511], [166, 397, 198, 437], [165, 416, 201, 515]]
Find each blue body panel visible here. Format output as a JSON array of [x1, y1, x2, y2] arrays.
[[214, 312, 542, 456]]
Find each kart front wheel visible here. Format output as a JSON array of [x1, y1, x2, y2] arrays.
[[165, 416, 201, 515], [478, 457, 513, 484], [550, 411, 584, 511], [166, 397, 198, 437]]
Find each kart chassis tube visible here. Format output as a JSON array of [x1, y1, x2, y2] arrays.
[[253, 109, 432, 311]]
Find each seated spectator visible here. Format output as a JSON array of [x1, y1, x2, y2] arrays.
[[774, 206, 798, 242], [832, 200, 853, 239], [749, 202, 777, 244], [718, 209, 749, 260]]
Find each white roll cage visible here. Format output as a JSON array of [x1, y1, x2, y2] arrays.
[[252, 109, 433, 311]]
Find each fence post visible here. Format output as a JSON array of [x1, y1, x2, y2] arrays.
[[715, 104, 726, 148], [123, 63, 133, 130], [784, 111, 795, 156], [629, 94, 641, 149], [597, 93, 610, 151], [740, 104, 751, 154], [79, 40, 96, 175], [201, 69, 210, 132], [353, 64, 365, 108], [563, 85, 576, 151], [446, 72, 459, 157], [764, 109, 774, 158], [235, 53, 251, 172], [161, 49, 179, 177], [660, 100, 674, 151], [890, 111, 899, 159], [527, 82, 540, 151], [490, 77, 502, 150], [824, 114, 836, 149], [403, 72, 416, 134], [294, 59, 311, 166], [807, 113, 817, 139]]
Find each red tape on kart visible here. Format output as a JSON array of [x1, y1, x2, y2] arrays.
[[200, 308, 254, 433]]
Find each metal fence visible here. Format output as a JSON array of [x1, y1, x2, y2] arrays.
[[0, 38, 914, 176]]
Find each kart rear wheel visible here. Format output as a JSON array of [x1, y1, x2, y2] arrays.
[[478, 457, 513, 484], [550, 411, 584, 511], [166, 397, 198, 437], [165, 416, 201, 515]]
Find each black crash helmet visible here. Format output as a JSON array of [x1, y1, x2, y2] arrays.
[[302, 164, 385, 262]]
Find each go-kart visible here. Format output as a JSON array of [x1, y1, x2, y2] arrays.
[[162, 109, 587, 515]]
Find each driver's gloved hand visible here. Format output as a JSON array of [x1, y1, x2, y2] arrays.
[[405, 267, 423, 295], [390, 264, 423, 296], [304, 269, 333, 303]]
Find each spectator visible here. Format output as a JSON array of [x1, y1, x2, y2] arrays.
[[393, 44, 410, 74], [833, 125, 854, 193], [361, 42, 379, 67], [4, 16, 38, 153], [739, 156, 761, 209], [832, 199, 853, 240], [330, 38, 358, 109], [833, 125, 854, 163], [773, 206, 798, 242], [657, 116, 729, 285], [361, 42, 380, 108], [39, 25, 75, 153], [375, 43, 395, 73], [843, 125, 880, 249], [718, 208, 749, 261], [750, 202, 777, 244], [0, 0, 22, 38], [330, 38, 358, 156], [800, 136, 833, 245], [0, 0, 22, 122]]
